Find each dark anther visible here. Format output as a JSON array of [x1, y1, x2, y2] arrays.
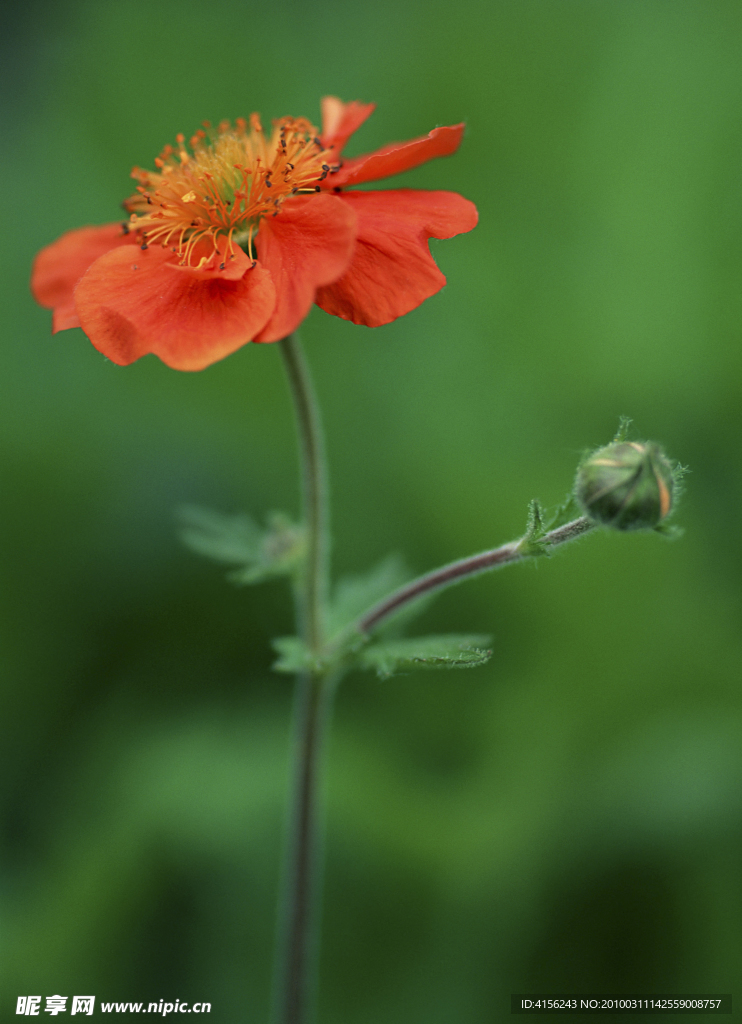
[[121, 222, 130, 234], [140, 242, 148, 250], [219, 262, 225, 270]]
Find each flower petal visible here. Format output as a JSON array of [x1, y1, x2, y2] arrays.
[[31, 223, 135, 331], [253, 193, 357, 344], [326, 124, 465, 189], [75, 245, 276, 371], [167, 237, 254, 281], [315, 189, 477, 327], [53, 307, 85, 332], [320, 96, 376, 155]]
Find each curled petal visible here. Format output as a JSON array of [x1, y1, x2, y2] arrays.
[[31, 223, 135, 331], [75, 246, 276, 371], [327, 124, 465, 189], [320, 96, 376, 155], [253, 193, 357, 344], [315, 189, 478, 327], [168, 238, 253, 281]]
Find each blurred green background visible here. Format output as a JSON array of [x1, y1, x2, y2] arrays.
[[2, 0, 741, 1019]]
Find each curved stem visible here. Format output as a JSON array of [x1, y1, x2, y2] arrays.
[[279, 332, 329, 655], [275, 333, 331, 1024], [355, 516, 595, 636]]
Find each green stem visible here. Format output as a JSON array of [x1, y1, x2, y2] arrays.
[[274, 333, 332, 1024], [279, 333, 329, 655], [274, 670, 333, 1024]]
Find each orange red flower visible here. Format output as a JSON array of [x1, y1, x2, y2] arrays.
[[31, 98, 477, 370]]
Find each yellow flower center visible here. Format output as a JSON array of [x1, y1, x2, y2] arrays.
[[125, 115, 336, 268]]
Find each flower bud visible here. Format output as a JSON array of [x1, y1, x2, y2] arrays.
[[575, 440, 674, 531]]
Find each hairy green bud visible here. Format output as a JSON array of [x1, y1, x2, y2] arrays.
[[575, 440, 674, 531]]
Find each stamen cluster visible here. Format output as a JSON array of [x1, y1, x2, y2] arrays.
[[125, 115, 337, 269]]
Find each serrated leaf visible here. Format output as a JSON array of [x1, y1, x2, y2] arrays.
[[326, 554, 418, 638], [271, 637, 321, 674], [526, 498, 546, 541], [358, 634, 493, 679], [179, 505, 263, 563], [178, 506, 305, 584], [614, 416, 633, 443], [229, 512, 306, 584], [518, 499, 550, 556]]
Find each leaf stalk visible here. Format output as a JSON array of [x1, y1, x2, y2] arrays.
[[354, 516, 595, 637]]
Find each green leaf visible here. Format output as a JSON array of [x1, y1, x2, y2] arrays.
[[613, 416, 633, 443], [518, 492, 586, 557], [271, 637, 322, 674], [527, 498, 545, 536], [326, 554, 414, 637], [178, 506, 305, 584], [230, 512, 306, 584], [272, 637, 310, 674], [358, 634, 493, 679], [178, 505, 262, 562], [518, 499, 550, 556]]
